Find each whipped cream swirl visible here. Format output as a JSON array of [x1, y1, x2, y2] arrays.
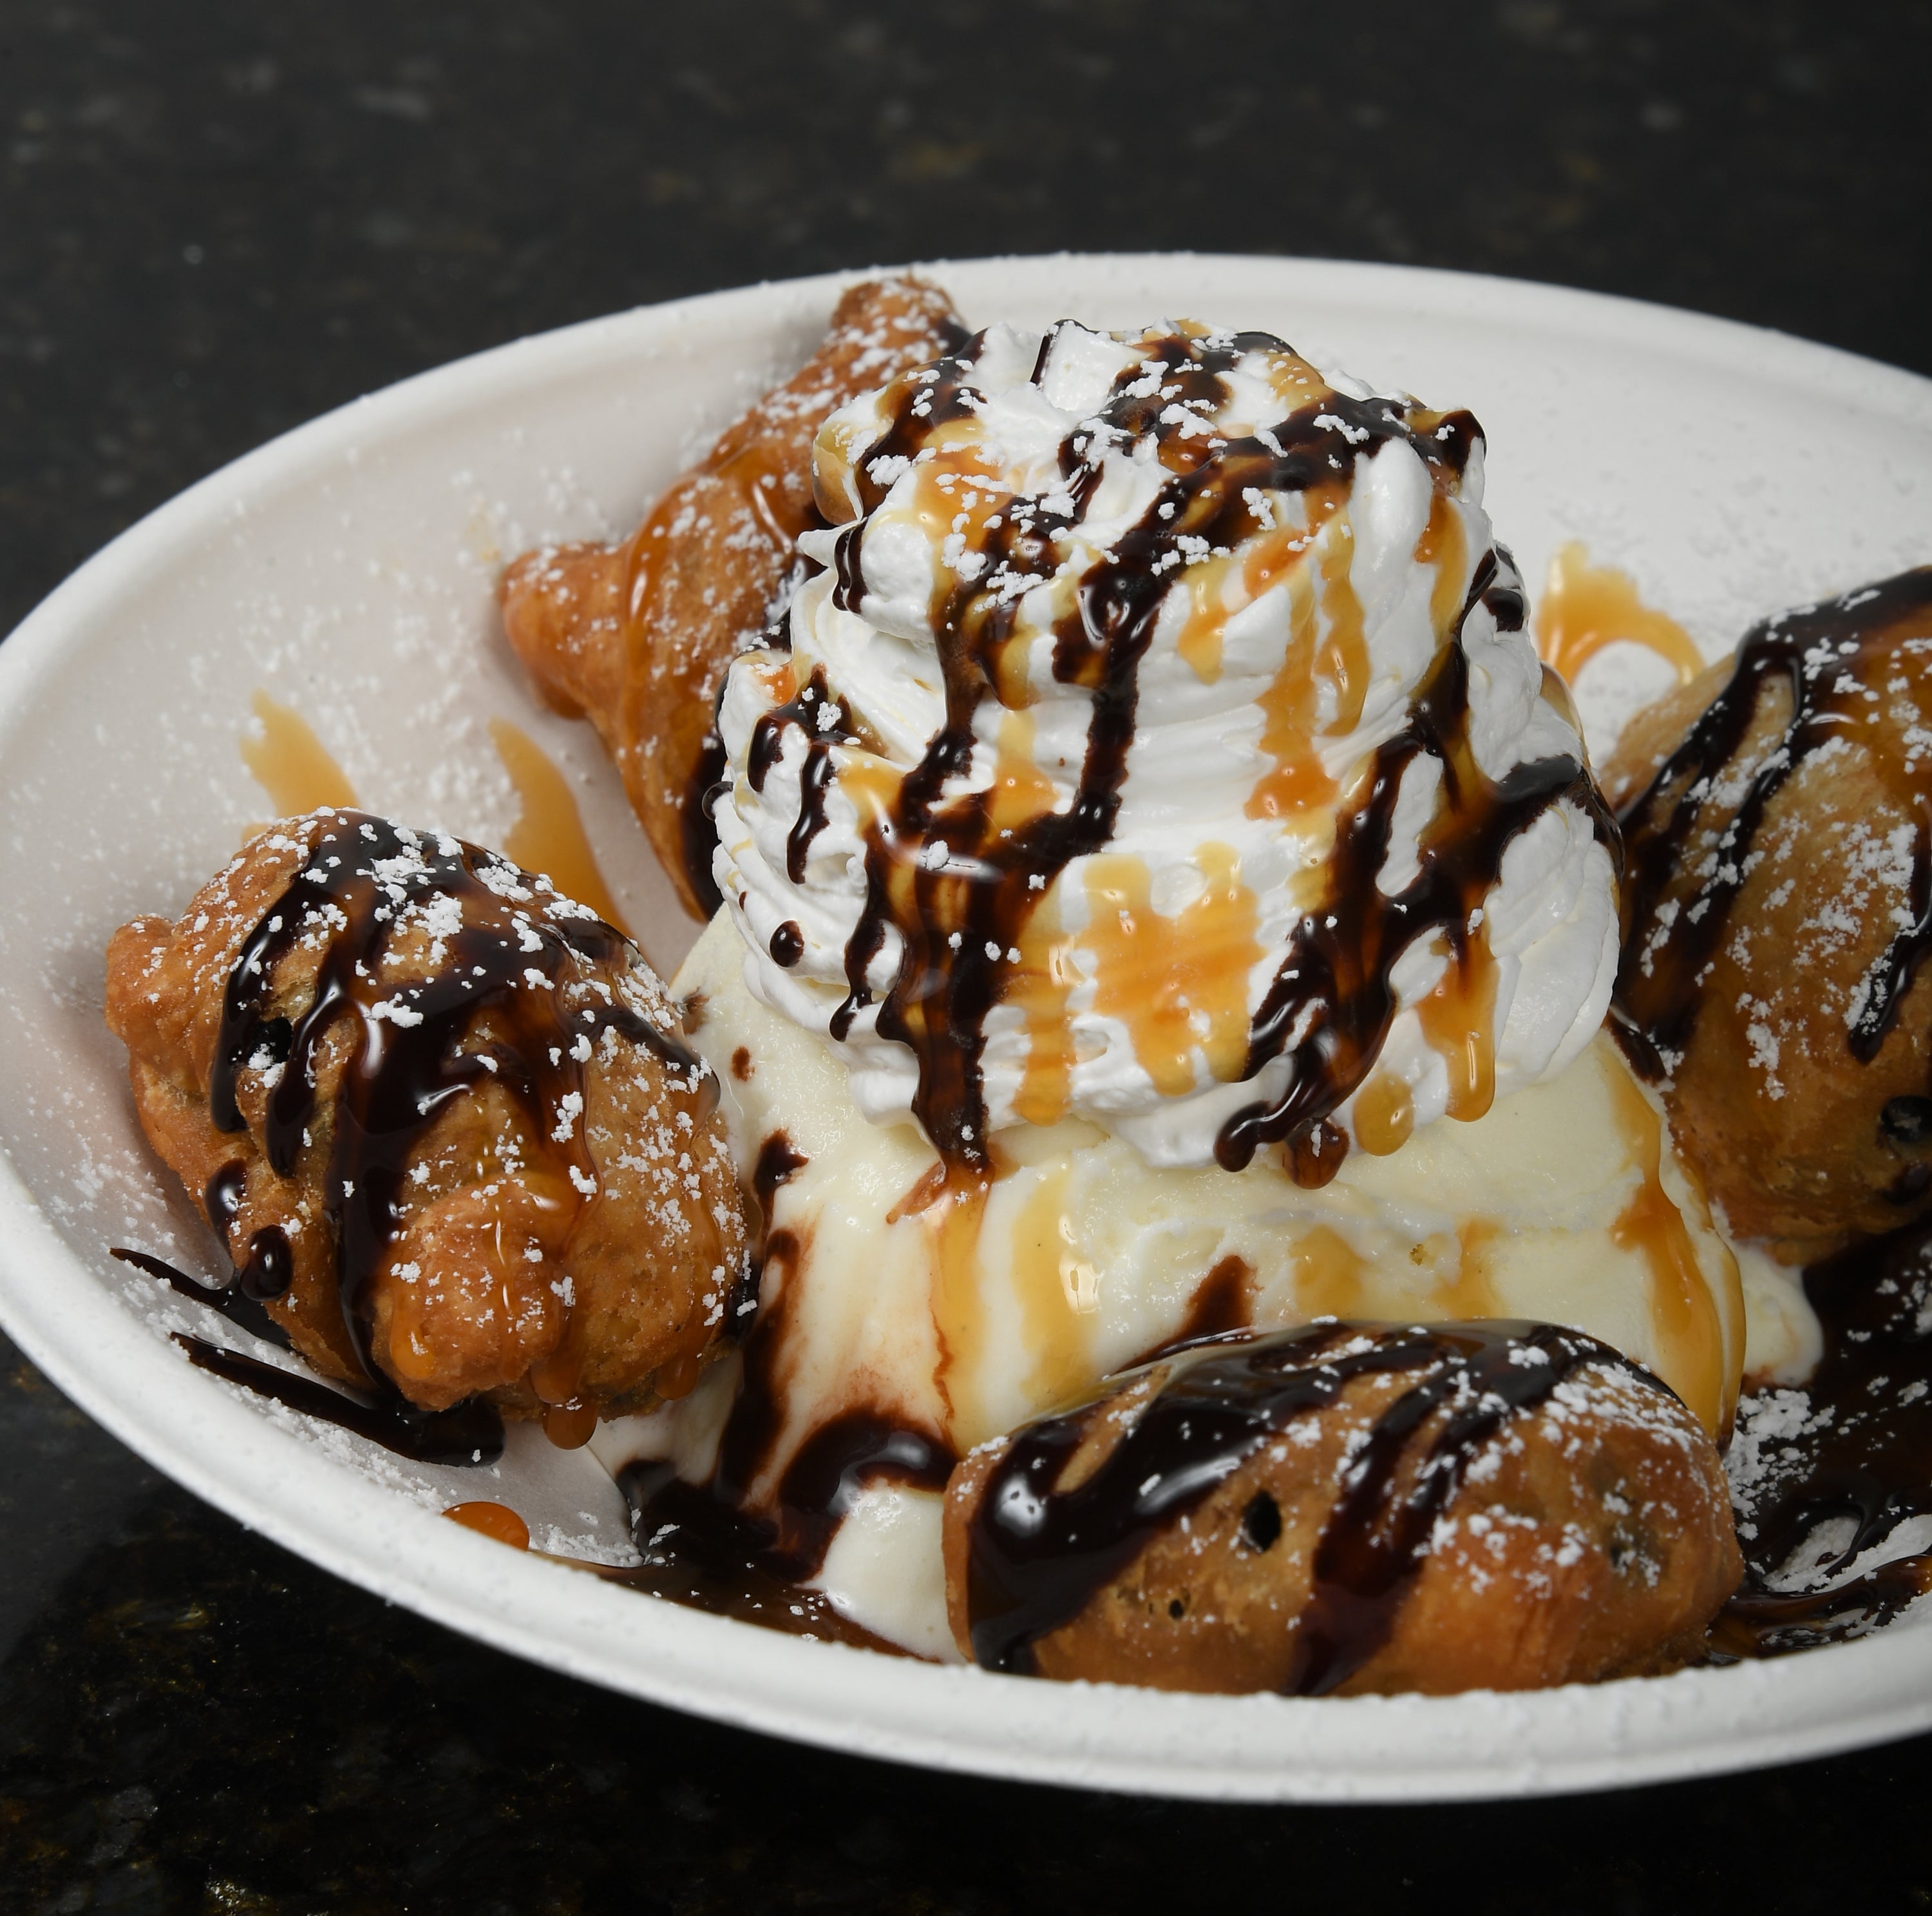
[[711, 319, 1617, 1174]]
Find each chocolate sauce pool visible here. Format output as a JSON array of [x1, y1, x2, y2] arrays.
[[1714, 1219, 1932, 1656], [611, 1413, 952, 1652], [112, 1246, 504, 1466]]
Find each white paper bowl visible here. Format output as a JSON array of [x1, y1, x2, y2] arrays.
[[4, 254, 1931, 1801]]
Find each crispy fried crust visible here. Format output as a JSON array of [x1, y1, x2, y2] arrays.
[[1604, 651, 1932, 1259], [105, 815, 748, 1417], [943, 1332, 1740, 1696], [499, 276, 964, 918]]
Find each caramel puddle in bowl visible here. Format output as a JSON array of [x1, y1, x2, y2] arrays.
[[1535, 540, 1705, 687], [240, 690, 359, 818], [234, 692, 629, 940]]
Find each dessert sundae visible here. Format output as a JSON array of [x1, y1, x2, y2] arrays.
[[102, 277, 1932, 1696]]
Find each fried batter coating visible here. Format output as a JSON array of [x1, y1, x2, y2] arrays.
[[943, 1321, 1739, 1695], [499, 276, 965, 919], [1604, 568, 1932, 1260], [106, 810, 748, 1420]]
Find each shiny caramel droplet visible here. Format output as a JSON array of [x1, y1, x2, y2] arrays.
[[652, 1345, 708, 1403], [1352, 1074, 1415, 1156], [539, 1399, 599, 1450], [443, 1501, 531, 1550]]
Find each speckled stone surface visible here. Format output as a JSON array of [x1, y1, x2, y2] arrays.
[[3, 1, 1931, 1908]]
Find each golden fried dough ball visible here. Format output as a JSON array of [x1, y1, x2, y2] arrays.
[[106, 809, 748, 1425], [944, 1321, 1739, 1696], [1604, 567, 1932, 1260], [499, 275, 965, 919]]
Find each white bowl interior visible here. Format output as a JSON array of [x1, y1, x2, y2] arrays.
[[3, 252, 1931, 1800]]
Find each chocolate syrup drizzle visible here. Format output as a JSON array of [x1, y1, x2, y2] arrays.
[[112, 1243, 291, 1351], [607, 1112, 958, 1627], [1218, 597, 1607, 1170], [960, 1318, 1656, 1689], [745, 665, 861, 886], [1607, 565, 1932, 1653], [208, 811, 696, 1396], [1714, 1216, 1932, 1655], [612, 1224, 954, 1635], [631, 562, 1932, 1670], [753, 324, 1598, 1176], [1618, 565, 1932, 1072], [176, 1333, 505, 1466], [592, 1489, 909, 1653], [110, 1247, 504, 1466], [681, 734, 729, 922], [617, 1410, 952, 1628], [201, 1162, 293, 1298], [1164, 1253, 1251, 1349]]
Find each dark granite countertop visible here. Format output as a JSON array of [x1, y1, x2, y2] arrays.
[[4, 3, 1931, 1908]]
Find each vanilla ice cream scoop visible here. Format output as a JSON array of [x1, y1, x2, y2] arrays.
[[601, 912, 1792, 1658], [712, 319, 1618, 1176]]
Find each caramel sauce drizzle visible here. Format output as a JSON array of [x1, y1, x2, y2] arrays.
[[1535, 542, 1705, 688], [239, 697, 631, 943], [1218, 571, 1611, 1173], [1081, 842, 1263, 1097], [962, 1319, 1661, 1689], [1618, 567, 1932, 1072], [764, 325, 1512, 1184], [1605, 1065, 1737, 1437], [240, 690, 359, 818], [1317, 515, 1372, 738], [1437, 1222, 1501, 1320], [1414, 922, 1500, 1124], [1289, 1224, 1367, 1320], [207, 811, 700, 1423], [489, 718, 632, 938], [1010, 1161, 1101, 1416], [1416, 489, 1471, 640], [539, 1401, 601, 1450], [1007, 889, 1077, 1130], [923, 1175, 996, 1441], [1175, 484, 1332, 691], [1245, 557, 1339, 822]]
